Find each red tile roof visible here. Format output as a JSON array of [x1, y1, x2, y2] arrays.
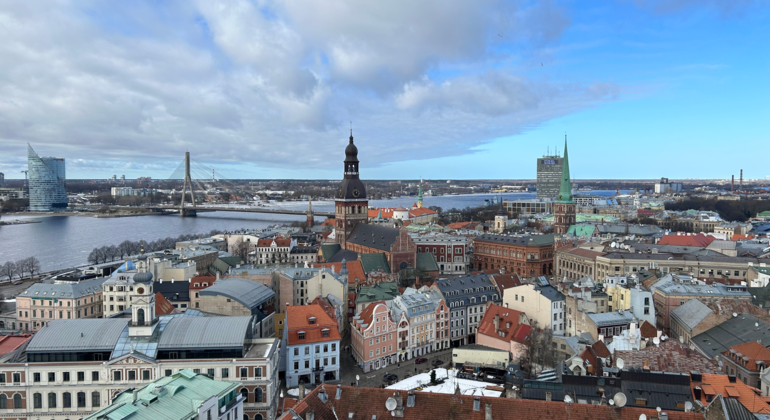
[[477, 303, 530, 345], [286, 304, 341, 346], [189, 275, 216, 290], [658, 234, 716, 247], [408, 207, 437, 217], [693, 373, 770, 413], [639, 321, 658, 339], [315, 260, 366, 285], [447, 221, 477, 230], [489, 273, 522, 291], [321, 219, 335, 227], [592, 340, 611, 358], [0, 334, 33, 357], [368, 208, 395, 218], [257, 238, 292, 247], [732, 234, 755, 241], [155, 292, 179, 316], [282, 385, 704, 420], [723, 341, 770, 372], [615, 340, 718, 374]]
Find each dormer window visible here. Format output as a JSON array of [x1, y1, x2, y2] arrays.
[[322, 329, 330, 337], [309, 317, 316, 325], [298, 332, 306, 340]]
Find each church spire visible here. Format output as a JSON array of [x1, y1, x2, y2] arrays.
[[417, 179, 424, 208], [557, 135, 573, 203]]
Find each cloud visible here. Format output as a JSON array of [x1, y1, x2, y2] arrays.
[[0, 0, 619, 177]]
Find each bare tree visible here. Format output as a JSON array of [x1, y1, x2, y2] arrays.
[[118, 240, 132, 258], [232, 239, 250, 263], [15, 258, 28, 280], [0, 261, 15, 282], [88, 248, 100, 265], [27, 257, 41, 278], [522, 321, 556, 376]]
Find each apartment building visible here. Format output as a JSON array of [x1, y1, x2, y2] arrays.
[[283, 304, 341, 388], [16, 277, 106, 332], [473, 234, 554, 276], [350, 301, 397, 373], [502, 278, 565, 336], [410, 232, 469, 275]]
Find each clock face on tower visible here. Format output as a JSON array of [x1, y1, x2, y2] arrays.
[[137, 287, 144, 295], [353, 189, 360, 198]]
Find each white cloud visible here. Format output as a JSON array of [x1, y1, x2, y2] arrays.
[[0, 0, 620, 177]]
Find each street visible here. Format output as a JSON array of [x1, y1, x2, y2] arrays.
[[337, 335, 454, 389]]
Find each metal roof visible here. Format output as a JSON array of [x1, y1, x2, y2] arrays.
[[20, 277, 108, 300], [199, 278, 274, 310], [27, 318, 127, 352], [475, 233, 555, 247], [670, 299, 713, 332], [158, 316, 252, 350], [346, 224, 402, 252], [587, 310, 634, 327], [434, 274, 500, 306], [691, 314, 770, 359]]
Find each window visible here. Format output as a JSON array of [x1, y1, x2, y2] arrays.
[[143, 370, 151, 380], [0, 394, 6, 409], [92, 371, 99, 381], [63, 392, 71, 408], [322, 329, 329, 337], [78, 371, 85, 382], [207, 368, 215, 377], [255, 367, 262, 377], [222, 368, 229, 378], [13, 394, 21, 409], [13, 373, 20, 383], [48, 392, 57, 408], [241, 367, 248, 378], [92, 391, 101, 407], [113, 371, 122, 381], [294, 348, 299, 356], [298, 332, 305, 340], [304, 346, 310, 355], [33, 372, 41, 382], [128, 371, 136, 381], [48, 372, 55, 382], [293, 361, 299, 370], [256, 388, 263, 403], [332, 357, 337, 365]]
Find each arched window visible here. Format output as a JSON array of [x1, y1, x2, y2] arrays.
[[136, 308, 145, 326], [48, 392, 56, 408], [63, 392, 71, 408], [255, 414, 263, 420], [241, 388, 248, 401], [13, 393, 21, 408], [92, 391, 101, 407], [33, 392, 42, 408], [77, 392, 86, 408], [255, 388, 263, 403], [0, 394, 7, 409]]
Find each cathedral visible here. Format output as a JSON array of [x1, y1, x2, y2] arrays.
[[334, 130, 369, 249]]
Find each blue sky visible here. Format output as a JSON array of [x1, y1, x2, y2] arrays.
[[0, 0, 767, 180]]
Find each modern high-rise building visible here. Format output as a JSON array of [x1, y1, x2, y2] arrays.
[[536, 153, 563, 199], [0, 171, 5, 188], [27, 144, 68, 211]]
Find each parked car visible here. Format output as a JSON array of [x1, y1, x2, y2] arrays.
[[415, 358, 428, 364], [383, 374, 398, 382], [432, 360, 444, 367]]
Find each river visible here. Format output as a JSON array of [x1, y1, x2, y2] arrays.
[[0, 191, 624, 271]]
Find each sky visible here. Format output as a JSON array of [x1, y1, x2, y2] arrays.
[[0, 0, 768, 181]]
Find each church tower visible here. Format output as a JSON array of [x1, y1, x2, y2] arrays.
[[554, 137, 576, 235], [335, 130, 368, 248], [494, 196, 508, 233], [416, 180, 424, 209], [129, 261, 156, 337]]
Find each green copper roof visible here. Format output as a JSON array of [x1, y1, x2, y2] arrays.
[[416, 252, 440, 272], [557, 138, 574, 203], [356, 282, 400, 305], [85, 370, 240, 420], [759, 211, 770, 217], [567, 224, 596, 237], [360, 253, 390, 274]]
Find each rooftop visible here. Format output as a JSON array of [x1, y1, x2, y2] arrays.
[[691, 314, 770, 359], [286, 304, 341, 346], [356, 282, 400, 305], [614, 340, 719, 374], [474, 233, 555, 247], [199, 278, 275, 310], [692, 373, 770, 414], [19, 277, 107, 300]]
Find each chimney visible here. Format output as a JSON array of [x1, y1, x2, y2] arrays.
[[299, 382, 305, 399], [494, 314, 500, 332], [693, 386, 701, 400], [336, 384, 342, 400], [546, 392, 552, 401], [485, 403, 493, 420], [643, 360, 649, 370], [132, 389, 137, 403]]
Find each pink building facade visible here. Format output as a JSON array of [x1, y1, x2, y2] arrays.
[[350, 301, 398, 372]]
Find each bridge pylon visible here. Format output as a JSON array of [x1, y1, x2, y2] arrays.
[[180, 151, 197, 217]]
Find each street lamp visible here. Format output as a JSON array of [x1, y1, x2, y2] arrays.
[[356, 375, 360, 387]]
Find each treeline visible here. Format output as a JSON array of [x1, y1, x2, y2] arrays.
[[86, 230, 223, 265], [0, 257, 42, 282], [432, 203, 513, 224], [665, 198, 770, 222]]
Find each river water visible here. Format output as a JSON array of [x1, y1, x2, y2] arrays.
[[0, 191, 623, 271]]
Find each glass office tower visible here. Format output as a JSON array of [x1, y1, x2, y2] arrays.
[[27, 144, 68, 211]]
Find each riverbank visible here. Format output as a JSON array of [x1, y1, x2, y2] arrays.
[[0, 219, 42, 226]]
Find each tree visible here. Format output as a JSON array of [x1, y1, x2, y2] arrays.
[[430, 369, 437, 385], [522, 321, 556, 376], [118, 240, 132, 258], [27, 257, 41, 278], [0, 261, 15, 282], [15, 258, 28, 280], [87, 248, 101, 265], [232, 239, 250, 263]]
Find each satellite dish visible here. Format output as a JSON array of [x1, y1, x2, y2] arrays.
[[656, 407, 662, 414], [653, 337, 660, 346], [611, 242, 617, 248], [639, 415, 647, 420], [733, 313, 738, 318], [684, 401, 693, 412], [385, 398, 397, 411], [616, 358, 625, 369], [564, 395, 573, 403], [613, 393, 627, 408], [609, 399, 615, 406]]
